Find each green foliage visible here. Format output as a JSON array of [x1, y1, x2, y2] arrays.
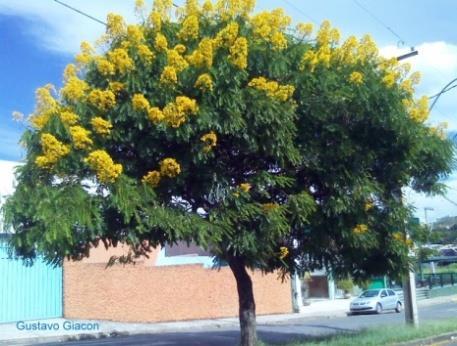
[[336, 278, 354, 293]]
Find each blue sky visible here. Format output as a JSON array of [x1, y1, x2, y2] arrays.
[[0, 0, 456, 221]]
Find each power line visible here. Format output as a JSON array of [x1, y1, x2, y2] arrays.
[[53, 0, 107, 26], [352, 0, 409, 48], [53, 0, 180, 27], [442, 195, 457, 208], [281, 0, 318, 25], [429, 77, 457, 111]]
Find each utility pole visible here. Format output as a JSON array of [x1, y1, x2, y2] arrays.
[[394, 188, 419, 327]]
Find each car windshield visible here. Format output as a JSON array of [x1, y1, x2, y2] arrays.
[[359, 290, 380, 298]]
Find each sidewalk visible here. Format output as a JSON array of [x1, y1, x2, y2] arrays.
[[1, 295, 456, 345]]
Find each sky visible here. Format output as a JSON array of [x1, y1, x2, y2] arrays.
[[0, 0, 456, 222]]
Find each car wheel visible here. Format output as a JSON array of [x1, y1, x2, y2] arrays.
[[395, 302, 402, 313], [376, 303, 383, 314]]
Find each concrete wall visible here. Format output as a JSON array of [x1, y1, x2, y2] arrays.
[[63, 245, 292, 323]]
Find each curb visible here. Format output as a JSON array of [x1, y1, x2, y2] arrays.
[[393, 331, 457, 346]]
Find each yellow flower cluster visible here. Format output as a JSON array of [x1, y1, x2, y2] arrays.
[[155, 33, 168, 51], [316, 20, 340, 47], [109, 81, 124, 94], [153, 0, 174, 18], [392, 232, 413, 247], [142, 170, 161, 187], [90, 117, 113, 136], [392, 232, 403, 242], [60, 111, 79, 126], [200, 131, 217, 152], [127, 25, 145, 43], [75, 41, 94, 66], [213, 22, 239, 48], [182, 0, 200, 16], [248, 77, 295, 101], [251, 9, 291, 50], [215, 0, 255, 18], [429, 122, 448, 140], [162, 96, 199, 127], [88, 89, 116, 111], [148, 107, 165, 123], [357, 35, 378, 62], [148, 11, 162, 31], [195, 73, 214, 91], [135, 0, 146, 16], [132, 93, 150, 112], [279, 246, 289, 259], [108, 48, 134, 74], [299, 48, 331, 72], [106, 13, 126, 39], [85, 150, 123, 183], [160, 158, 181, 177], [30, 84, 59, 129], [178, 15, 199, 41], [299, 22, 380, 73], [186, 38, 213, 68], [137, 44, 155, 64], [69, 126, 93, 149], [35, 133, 70, 168], [296, 22, 313, 37], [364, 201, 374, 211], [262, 202, 279, 212], [229, 37, 248, 69], [61, 77, 89, 102], [239, 183, 251, 192], [382, 72, 397, 88], [352, 224, 368, 235], [202, 0, 213, 14], [95, 57, 115, 76], [400, 71, 421, 95], [409, 96, 430, 123], [167, 48, 189, 72], [160, 66, 178, 84], [349, 71, 364, 85], [63, 64, 77, 82]]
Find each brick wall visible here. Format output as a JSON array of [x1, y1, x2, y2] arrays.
[[64, 253, 292, 322]]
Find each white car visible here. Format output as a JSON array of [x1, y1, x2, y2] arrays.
[[349, 289, 402, 314]]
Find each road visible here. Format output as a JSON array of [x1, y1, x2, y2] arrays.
[[36, 301, 457, 346]]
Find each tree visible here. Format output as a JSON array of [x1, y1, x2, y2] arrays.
[[2, 1, 454, 345]]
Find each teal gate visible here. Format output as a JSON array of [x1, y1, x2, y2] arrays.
[[0, 244, 62, 323]]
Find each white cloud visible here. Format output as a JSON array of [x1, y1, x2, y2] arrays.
[[0, 0, 147, 54]]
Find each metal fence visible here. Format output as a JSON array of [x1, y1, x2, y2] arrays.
[[420, 273, 457, 289], [0, 244, 63, 323]]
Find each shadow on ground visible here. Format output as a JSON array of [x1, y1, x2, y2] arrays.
[[36, 326, 355, 346]]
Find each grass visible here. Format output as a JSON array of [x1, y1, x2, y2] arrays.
[[272, 318, 457, 346]]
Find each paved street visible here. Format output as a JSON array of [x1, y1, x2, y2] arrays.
[[31, 301, 457, 346]]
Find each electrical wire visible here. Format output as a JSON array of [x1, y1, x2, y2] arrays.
[[281, 0, 318, 25], [352, 0, 408, 48], [442, 195, 457, 208], [53, 0, 107, 26], [53, 0, 180, 26]]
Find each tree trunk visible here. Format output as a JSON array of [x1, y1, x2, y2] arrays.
[[229, 256, 257, 346]]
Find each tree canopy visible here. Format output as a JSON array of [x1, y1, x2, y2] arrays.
[[2, 1, 455, 344]]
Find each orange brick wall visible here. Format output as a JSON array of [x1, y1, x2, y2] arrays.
[[63, 261, 292, 323]]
